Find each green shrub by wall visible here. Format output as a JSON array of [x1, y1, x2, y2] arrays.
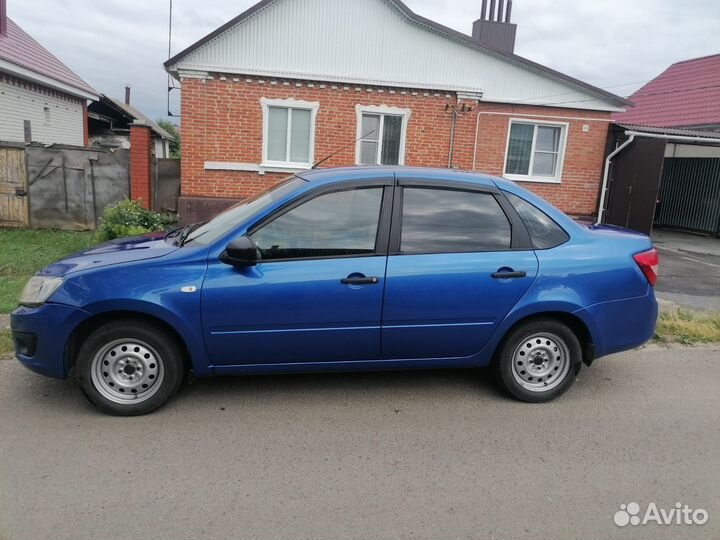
[[96, 200, 177, 241]]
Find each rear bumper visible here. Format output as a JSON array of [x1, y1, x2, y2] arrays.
[[574, 288, 658, 359], [11, 303, 89, 379]]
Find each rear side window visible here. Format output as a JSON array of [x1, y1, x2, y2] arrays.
[[504, 191, 569, 249], [400, 188, 512, 254]]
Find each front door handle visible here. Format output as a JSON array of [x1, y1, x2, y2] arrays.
[[341, 276, 380, 285], [491, 270, 527, 279]]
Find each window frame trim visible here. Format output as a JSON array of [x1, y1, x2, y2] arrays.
[[502, 117, 569, 184], [355, 105, 411, 166], [261, 97, 319, 169], [245, 180, 394, 264], [388, 180, 532, 255]]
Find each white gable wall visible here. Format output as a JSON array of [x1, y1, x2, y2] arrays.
[[0, 76, 84, 145], [172, 0, 623, 112]]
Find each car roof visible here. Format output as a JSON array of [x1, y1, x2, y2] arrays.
[[296, 166, 499, 188]]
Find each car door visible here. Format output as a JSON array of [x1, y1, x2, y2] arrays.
[[382, 180, 539, 360], [202, 181, 393, 366]]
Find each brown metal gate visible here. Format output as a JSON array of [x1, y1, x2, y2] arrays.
[[0, 145, 29, 227], [604, 138, 666, 235]]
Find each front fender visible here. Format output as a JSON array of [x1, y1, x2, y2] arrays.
[[78, 299, 212, 376], [50, 253, 212, 376]]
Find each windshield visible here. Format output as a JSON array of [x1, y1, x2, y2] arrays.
[[183, 177, 305, 247]]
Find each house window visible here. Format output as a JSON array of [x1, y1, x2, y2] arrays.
[[261, 98, 319, 169], [356, 105, 411, 166], [504, 120, 568, 183]]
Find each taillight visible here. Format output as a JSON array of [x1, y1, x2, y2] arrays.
[[633, 248, 660, 287]]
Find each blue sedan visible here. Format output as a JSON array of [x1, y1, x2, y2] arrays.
[[11, 167, 659, 415]]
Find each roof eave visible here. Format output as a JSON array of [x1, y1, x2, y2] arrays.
[[0, 58, 98, 100]]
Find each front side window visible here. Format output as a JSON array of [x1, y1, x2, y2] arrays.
[[356, 106, 410, 166], [250, 188, 384, 260], [183, 177, 304, 247], [262, 98, 318, 167], [400, 188, 512, 254], [504, 120, 567, 182]]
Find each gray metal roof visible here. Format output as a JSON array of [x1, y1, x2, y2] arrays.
[[105, 96, 175, 140], [617, 123, 720, 141]]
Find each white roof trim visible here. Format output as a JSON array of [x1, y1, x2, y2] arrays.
[[0, 59, 98, 101]]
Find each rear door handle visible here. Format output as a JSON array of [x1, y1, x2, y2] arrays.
[[491, 271, 527, 279], [341, 276, 380, 285]]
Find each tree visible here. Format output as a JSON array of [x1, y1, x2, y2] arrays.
[[156, 119, 181, 159]]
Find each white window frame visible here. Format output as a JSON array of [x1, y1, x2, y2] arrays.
[[261, 97, 319, 170], [355, 105, 411, 166], [503, 118, 569, 184]]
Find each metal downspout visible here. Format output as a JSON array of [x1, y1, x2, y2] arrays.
[[596, 134, 636, 225]]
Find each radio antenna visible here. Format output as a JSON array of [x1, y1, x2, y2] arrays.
[[312, 130, 376, 169]]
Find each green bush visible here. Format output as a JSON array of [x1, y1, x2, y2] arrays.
[[96, 199, 177, 241]]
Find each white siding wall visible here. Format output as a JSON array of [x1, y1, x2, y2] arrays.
[[173, 0, 623, 112], [0, 77, 85, 145]]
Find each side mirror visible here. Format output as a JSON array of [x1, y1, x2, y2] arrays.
[[220, 236, 259, 267]]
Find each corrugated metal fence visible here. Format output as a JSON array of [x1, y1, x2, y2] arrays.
[[655, 157, 720, 236]]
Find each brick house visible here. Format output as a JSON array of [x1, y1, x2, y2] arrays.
[[164, 0, 630, 221]]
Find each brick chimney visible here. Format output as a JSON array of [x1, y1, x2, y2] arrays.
[[0, 0, 8, 37], [472, 0, 517, 54]]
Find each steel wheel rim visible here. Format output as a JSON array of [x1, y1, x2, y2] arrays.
[[511, 332, 571, 393], [90, 338, 165, 404]]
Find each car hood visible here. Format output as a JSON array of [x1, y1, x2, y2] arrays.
[[37, 233, 180, 278]]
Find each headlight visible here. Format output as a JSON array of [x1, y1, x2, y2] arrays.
[[19, 276, 63, 307]]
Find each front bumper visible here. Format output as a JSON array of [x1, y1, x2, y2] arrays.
[[11, 303, 90, 379]]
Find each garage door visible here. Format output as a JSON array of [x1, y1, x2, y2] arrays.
[[655, 158, 720, 236]]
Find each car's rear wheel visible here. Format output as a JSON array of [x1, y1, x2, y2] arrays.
[[494, 318, 581, 402], [77, 321, 185, 416]]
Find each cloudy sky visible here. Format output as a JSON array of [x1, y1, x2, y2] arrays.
[[8, 0, 719, 122]]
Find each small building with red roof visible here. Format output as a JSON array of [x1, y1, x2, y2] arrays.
[[0, 0, 98, 146], [613, 54, 720, 131]]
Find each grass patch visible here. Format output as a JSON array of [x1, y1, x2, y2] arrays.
[[0, 229, 96, 313], [656, 309, 720, 344], [0, 330, 14, 356]]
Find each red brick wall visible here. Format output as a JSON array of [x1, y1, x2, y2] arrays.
[[130, 124, 152, 208], [180, 75, 612, 216]]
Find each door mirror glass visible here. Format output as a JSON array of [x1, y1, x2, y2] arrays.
[[220, 236, 259, 266]]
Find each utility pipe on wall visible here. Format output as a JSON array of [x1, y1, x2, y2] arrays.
[[448, 108, 459, 168]]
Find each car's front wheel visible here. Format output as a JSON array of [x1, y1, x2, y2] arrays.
[[77, 321, 186, 416], [494, 318, 581, 402]]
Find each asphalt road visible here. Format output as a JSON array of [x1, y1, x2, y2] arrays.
[[655, 246, 720, 312], [1, 345, 719, 540]]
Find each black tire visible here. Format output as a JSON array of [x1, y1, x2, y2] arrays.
[[76, 320, 186, 416], [493, 318, 582, 403]]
